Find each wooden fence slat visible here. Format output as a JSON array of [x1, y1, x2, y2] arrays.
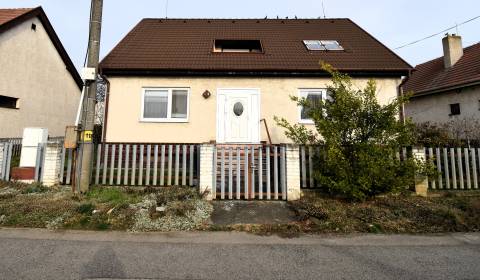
[[146, 145, 151, 186], [116, 144, 123, 185], [228, 148, 233, 199], [250, 146, 255, 199], [5, 143, 13, 180], [95, 144, 102, 185], [153, 145, 158, 185], [308, 146, 314, 188], [102, 144, 109, 185], [131, 145, 137, 186], [212, 146, 217, 198], [280, 146, 286, 200], [109, 144, 116, 185], [451, 148, 457, 189], [444, 148, 450, 189], [274, 146, 279, 200], [236, 147, 241, 200], [220, 147, 225, 199], [244, 147, 248, 199], [266, 146, 271, 200], [59, 147, 66, 183], [174, 145, 180, 185], [258, 147, 263, 200], [160, 145, 165, 186], [168, 145, 173, 185], [66, 149, 73, 184], [138, 145, 144, 186], [471, 148, 478, 189], [457, 148, 464, 189], [301, 146, 307, 189], [182, 145, 187, 186], [428, 148, 436, 189], [464, 148, 471, 189], [436, 148, 443, 189], [124, 145, 130, 185], [189, 145, 194, 186]]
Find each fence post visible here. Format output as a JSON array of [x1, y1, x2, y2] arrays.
[[285, 144, 301, 201], [41, 142, 63, 186], [199, 144, 215, 200], [412, 146, 428, 197]]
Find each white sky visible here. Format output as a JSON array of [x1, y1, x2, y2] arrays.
[[1, 0, 479, 68]]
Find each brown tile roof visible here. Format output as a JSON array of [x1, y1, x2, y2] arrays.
[[100, 18, 412, 75], [0, 7, 82, 89], [0, 8, 33, 25], [403, 42, 480, 95]]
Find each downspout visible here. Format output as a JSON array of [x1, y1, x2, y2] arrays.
[[398, 69, 413, 124], [100, 74, 110, 143]]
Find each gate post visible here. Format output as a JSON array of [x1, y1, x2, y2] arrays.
[[41, 141, 63, 186], [286, 144, 301, 201], [412, 146, 428, 197], [199, 144, 215, 200]]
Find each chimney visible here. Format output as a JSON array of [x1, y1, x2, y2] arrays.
[[442, 34, 463, 68]]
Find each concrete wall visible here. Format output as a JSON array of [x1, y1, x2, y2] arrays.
[[105, 76, 402, 143], [0, 17, 80, 138], [405, 85, 480, 124]]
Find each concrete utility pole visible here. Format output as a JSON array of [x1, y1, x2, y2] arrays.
[[78, 0, 103, 193]]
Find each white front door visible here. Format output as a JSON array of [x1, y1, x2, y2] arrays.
[[217, 89, 260, 143]]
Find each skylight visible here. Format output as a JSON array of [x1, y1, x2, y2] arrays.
[[214, 40, 263, 53], [303, 40, 344, 51]]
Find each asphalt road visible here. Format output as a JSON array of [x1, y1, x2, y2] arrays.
[[0, 229, 479, 280]]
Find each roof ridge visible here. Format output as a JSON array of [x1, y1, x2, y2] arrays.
[[143, 17, 350, 21]]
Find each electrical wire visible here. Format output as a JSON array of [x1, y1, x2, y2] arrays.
[[394, 15, 480, 50]]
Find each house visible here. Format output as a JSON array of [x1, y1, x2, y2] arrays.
[[402, 35, 480, 127], [0, 7, 82, 138], [100, 18, 412, 144]]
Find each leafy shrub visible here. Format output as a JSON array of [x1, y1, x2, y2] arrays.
[[276, 63, 432, 201], [76, 203, 95, 214]]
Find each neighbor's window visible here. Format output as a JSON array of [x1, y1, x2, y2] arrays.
[[0, 95, 19, 109], [303, 40, 344, 51], [449, 103, 461, 116], [299, 89, 328, 123], [142, 88, 189, 122], [214, 40, 263, 53]]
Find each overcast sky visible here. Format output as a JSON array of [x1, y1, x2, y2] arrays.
[[2, 0, 479, 69]]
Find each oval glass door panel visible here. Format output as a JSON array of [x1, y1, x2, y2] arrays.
[[233, 102, 244, 116]]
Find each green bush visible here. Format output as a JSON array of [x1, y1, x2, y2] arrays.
[[276, 63, 432, 201]]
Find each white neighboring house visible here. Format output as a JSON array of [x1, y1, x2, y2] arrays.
[[403, 35, 480, 131], [0, 7, 81, 138]]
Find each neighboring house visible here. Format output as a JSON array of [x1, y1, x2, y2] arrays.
[[0, 7, 82, 138], [100, 19, 411, 144], [403, 35, 480, 126]]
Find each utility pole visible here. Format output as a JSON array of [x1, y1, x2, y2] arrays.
[[78, 0, 103, 193]]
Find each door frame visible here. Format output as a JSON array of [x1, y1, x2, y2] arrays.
[[216, 88, 261, 144]]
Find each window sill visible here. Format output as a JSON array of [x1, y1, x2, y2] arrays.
[[140, 118, 189, 123], [298, 120, 315, 125]]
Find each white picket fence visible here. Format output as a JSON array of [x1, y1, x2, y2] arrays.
[[426, 147, 480, 190], [0, 142, 14, 181], [59, 143, 200, 186]]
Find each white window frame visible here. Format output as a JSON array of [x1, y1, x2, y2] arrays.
[[140, 87, 190, 123], [298, 88, 328, 124]]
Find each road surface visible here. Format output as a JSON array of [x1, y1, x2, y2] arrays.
[[0, 228, 479, 280]]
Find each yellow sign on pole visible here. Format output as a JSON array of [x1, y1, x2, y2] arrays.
[[82, 130, 93, 142]]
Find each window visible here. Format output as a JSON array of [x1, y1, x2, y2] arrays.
[[449, 103, 461, 116], [0, 95, 19, 109], [303, 40, 344, 51], [299, 89, 328, 123], [214, 40, 263, 53], [142, 88, 189, 122]]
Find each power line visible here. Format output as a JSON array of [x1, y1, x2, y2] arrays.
[[394, 15, 480, 50]]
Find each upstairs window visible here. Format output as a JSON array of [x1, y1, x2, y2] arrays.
[[0, 95, 19, 109], [449, 103, 461, 116], [303, 40, 344, 51], [142, 88, 189, 122], [214, 40, 263, 53]]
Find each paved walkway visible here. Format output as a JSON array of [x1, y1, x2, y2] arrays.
[[0, 228, 479, 280]]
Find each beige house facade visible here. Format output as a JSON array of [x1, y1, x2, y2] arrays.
[[0, 7, 81, 138], [101, 18, 411, 144], [105, 76, 402, 143]]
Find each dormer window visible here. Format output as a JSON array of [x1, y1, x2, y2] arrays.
[[303, 40, 344, 51], [214, 40, 263, 53]]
